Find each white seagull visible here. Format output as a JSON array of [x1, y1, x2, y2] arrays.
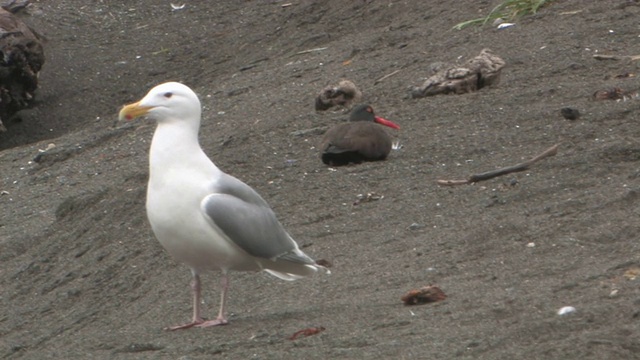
[[119, 82, 329, 330]]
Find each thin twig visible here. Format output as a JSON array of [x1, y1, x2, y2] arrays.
[[559, 10, 583, 15], [294, 47, 328, 56], [593, 54, 640, 61], [437, 144, 559, 186], [374, 69, 401, 85]]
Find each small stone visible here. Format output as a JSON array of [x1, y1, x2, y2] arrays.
[[557, 306, 576, 316], [401, 285, 447, 305], [408, 223, 424, 230], [560, 107, 580, 120]]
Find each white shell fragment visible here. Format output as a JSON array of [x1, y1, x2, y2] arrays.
[[170, 3, 186, 10], [557, 306, 576, 316], [497, 23, 515, 30], [38, 143, 56, 153]]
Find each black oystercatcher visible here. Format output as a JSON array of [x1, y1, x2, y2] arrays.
[[320, 104, 400, 166], [119, 82, 329, 330]]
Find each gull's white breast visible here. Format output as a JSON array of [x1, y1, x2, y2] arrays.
[[146, 160, 260, 273]]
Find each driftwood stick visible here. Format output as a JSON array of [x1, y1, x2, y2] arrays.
[[437, 144, 559, 186]]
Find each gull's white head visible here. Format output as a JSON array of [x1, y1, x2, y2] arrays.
[[119, 82, 201, 124]]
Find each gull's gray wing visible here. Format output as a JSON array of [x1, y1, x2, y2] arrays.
[[201, 173, 314, 264]]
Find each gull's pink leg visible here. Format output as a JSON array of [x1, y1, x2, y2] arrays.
[[165, 272, 205, 331], [195, 273, 229, 327]]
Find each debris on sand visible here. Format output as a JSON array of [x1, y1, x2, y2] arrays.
[[409, 49, 505, 98], [0, 4, 45, 131], [560, 107, 580, 120], [401, 285, 447, 305], [622, 266, 640, 281], [592, 87, 639, 101], [593, 53, 640, 62], [593, 87, 623, 100], [315, 258, 332, 268], [557, 306, 576, 316], [290, 126, 328, 137], [315, 80, 362, 111], [289, 326, 326, 340], [353, 192, 383, 206]]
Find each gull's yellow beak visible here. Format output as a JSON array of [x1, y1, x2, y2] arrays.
[[118, 101, 153, 121]]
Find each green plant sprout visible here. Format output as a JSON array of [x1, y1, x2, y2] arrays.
[[453, 0, 554, 30]]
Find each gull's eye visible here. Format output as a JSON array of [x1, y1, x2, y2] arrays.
[[163, 92, 173, 98]]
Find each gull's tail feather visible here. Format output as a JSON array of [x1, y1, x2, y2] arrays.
[[262, 260, 330, 281]]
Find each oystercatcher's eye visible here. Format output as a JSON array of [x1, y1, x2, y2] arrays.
[[164, 92, 173, 98]]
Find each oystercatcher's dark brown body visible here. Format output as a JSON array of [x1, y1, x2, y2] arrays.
[[320, 104, 400, 166]]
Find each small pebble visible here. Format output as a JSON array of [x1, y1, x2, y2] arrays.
[[557, 306, 576, 316], [408, 223, 425, 230], [560, 107, 580, 120]]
